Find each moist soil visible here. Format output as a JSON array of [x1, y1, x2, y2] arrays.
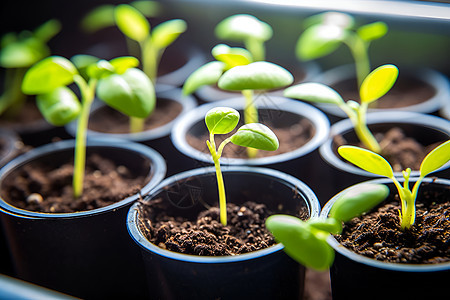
[[137, 198, 309, 256], [333, 127, 444, 172], [187, 116, 315, 159], [332, 75, 435, 109], [336, 182, 450, 264], [1, 154, 147, 213], [88, 98, 183, 134]]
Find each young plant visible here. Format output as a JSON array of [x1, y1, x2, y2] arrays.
[[266, 183, 389, 270], [21, 55, 155, 198], [205, 107, 279, 225], [297, 12, 388, 87], [284, 64, 398, 153], [338, 139, 450, 230], [215, 14, 273, 61], [0, 19, 61, 118]]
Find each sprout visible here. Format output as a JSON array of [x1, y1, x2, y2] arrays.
[[22, 55, 155, 198], [284, 64, 398, 153], [205, 107, 279, 225], [338, 140, 450, 230], [266, 183, 389, 270]]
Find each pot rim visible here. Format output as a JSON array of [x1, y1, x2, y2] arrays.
[[127, 165, 320, 264], [321, 177, 450, 272], [314, 64, 449, 117], [319, 111, 450, 177], [65, 85, 197, 142], [0, 138, 166, 219], [171, 96, 330, 165]]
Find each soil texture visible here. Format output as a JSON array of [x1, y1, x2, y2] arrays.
[[88, 98, 183, 134], [1, 154, 147, 213], [336, 182, 450, 264]]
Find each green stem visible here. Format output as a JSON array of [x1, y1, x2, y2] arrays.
[[354, 103, 381, 153], [245, 38, 265, 61], [130, 117, 145, 133], [141, 39, 158, 84], [73, 75, 97, 198], [242, 89, 258, 158], [0, 68, 27, 117], [343, 34, 370, 88]]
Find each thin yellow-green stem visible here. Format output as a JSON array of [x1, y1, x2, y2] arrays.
[[245, 38, 265, 61], [141, 39, 158, 84], [343, 34, 370, 88], [242, 89, 258, 158], [0, 68, 27, 116], [72, 75, 97, 198], [354, 102, 381, 153], [130, 116, 145, 133]]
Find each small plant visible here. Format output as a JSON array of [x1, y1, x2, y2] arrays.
[[338, 139, 450, 230], [284, 64, 398, 153], [205, 106, 279, 225], [21, 55, 155, 198], [184, 45, 293, 157], [296, 12, 388, 87], [0, 19, 61, 118], [266, 183, 389, 270], [215, 14, 273, 62]]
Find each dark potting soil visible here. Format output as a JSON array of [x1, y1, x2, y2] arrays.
[[336, 183, 450, 264], [88, 98, 183, 134], [334, 127, 444, 172], [1, 154, 147, 213], [187, 117, 315, 159], [333, 76, 435, 109], [138, 198, 310, 256], [0, 101, 44, 127]]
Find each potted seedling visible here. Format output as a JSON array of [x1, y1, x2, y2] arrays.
[[0, 19, 63, 146], [0, 55, 166, 299], [297, 11, 448, 118]]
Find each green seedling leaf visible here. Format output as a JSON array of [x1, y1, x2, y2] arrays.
[[357, 22, 388, 42], [183, 61, 225, 96], [360, 64, 398, 104], [87, 60, 115, 79], [36, 86, 81, 126], [212, 44, 253, 69], [230, 123, 279, 151], [22, 56, 78, 95], [284, 82, 344, 105], [151, 19, 187, 49], [338, 145, 394, 178], [296, 24, 345, 61], [205, 107, 240, 135], [420, 140, 450, 177], [307, 218, 342, 235], [71, 54, 99, 70], [96, 68, 155, 118], [114, 4, 150, 42], [109, 56, 139, 74], [266, 215, 335, 271], [215, 14, 273, 42], [0, 37, 49, 68], [33, 19, 61, 42], [81, 5, 115, 32], [218, 61, 293, 91], [130, 0, 162, 18], [329, 183, 389, 223], [303, 12, 354, 30]]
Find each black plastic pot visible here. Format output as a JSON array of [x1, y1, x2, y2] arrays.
[[313, 64, 450, 123], [127, 166, 321, 300], [65, 86, 196, 176], [321, 177, 450, 300], [193, 61, 320, 104], [0, 139, 166, 299], [319, 111, 450, 202], [171, 96, 330, 203]]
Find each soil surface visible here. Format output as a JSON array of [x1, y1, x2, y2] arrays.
[[0, 101, 43, 127], [88, 98, 183, 134], [138, 198, 309, 256], [187, 117, 315, 159], [336, 182, 450, 264], [334, 127, 444, 172], [1, 154, 147, 213]]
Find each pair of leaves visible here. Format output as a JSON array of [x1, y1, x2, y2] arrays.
[[205, 107, 279, 151], [284, 64, 398, 106]]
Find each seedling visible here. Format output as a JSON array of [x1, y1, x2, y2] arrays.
[[22, 55, 155, 198], [284, 64, 398, 153], [184, 45, 293, 157], [0, 19, 61, 118], [266, 183, 389, 270], [205, 107, 279, 225], [338, 139, 450, 230], [296, 12, 388, 87], [215, 14, 273, 61]]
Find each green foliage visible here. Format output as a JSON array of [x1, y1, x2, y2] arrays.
[[205, 107, 279, 226], [266, 183, 388, 270], [338, 140, 450, 229], [36, 87, 81, 126]]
